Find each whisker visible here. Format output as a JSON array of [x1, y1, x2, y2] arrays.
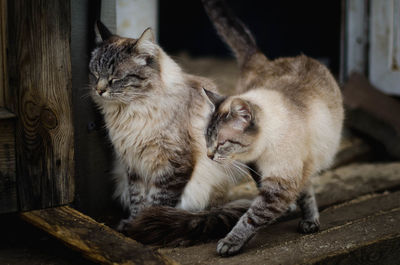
[[221, 165, 232, 184], [80, 92, 93, 100], [223, 162, 237, 184], [217, 159, 243, 184], [233, 160, 263, 179], [231, 162, 249, 177]]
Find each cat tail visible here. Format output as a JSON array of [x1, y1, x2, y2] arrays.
[[202, 0, 258, 67], [121, 199, 251, 246]]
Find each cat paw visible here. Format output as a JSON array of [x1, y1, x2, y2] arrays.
[[298, 219, 320, 234], [116, 218, 133, 233], [216, 237, 244, 256]]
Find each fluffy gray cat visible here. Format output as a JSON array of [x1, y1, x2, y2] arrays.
[[89, 21, 249, 241]]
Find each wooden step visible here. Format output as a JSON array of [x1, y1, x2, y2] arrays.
[[21, 206, 178, 265], [161, 190, 400, 265]]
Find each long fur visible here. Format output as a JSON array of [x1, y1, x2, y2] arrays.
[[123, 199, 251, 246], [202, 0, 258, 66]]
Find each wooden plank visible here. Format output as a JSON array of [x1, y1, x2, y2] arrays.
[[315, 162, 400, 208], [0, 116, 17, 213], [20, 206, 179, 265], [331, 130, 372, 168], [162, 191, 400, 265], [7, 0, 74, 210], [0, 0, 7, 107], [343, 73, 400, 159]]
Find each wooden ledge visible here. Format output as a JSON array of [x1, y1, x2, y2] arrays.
[[21, 206, 179, 265]]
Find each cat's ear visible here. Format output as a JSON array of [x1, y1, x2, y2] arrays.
[[136, 28, 156, 54], [95, 20, 113, 43], [137, 28, 155, 46], [202, 88, 224, 112], [230, 98, 252, 130]]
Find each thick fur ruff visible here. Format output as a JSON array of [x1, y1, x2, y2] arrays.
[[121, 199, 251, 246]]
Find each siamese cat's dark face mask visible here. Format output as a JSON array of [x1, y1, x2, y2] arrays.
[[205, 95, 256, 162]]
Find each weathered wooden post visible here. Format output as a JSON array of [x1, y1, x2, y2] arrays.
[[0, 0, 17, 214], [7, 0, 74, 210]]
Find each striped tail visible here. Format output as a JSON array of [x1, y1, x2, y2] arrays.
[[121, 199, 251, 246], [202, 0, 258, 66]]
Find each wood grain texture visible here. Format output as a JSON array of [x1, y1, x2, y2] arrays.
[[163, 191, 400, 265], [0, 107, 15, 119], [21, 206, 179, 265], [343, 73, 400, 159], [7, 0, 74, 210], [0, 0, 7, 107], [0, 112, 17, 213]]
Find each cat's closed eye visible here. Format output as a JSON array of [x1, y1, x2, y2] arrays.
[[218, 141, 227, 146], [110, 78, 121, 84], [125, 73, 146, 80]]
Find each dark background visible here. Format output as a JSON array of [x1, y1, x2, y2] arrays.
[[159, 0, 342, 75]]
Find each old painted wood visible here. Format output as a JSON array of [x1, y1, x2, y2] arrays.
[[369, 0, 400, 95], [343, 0, 368, 81], [7, 0, 74, 210], [0, 108, 17, 213], [21, 206, 179, 265]]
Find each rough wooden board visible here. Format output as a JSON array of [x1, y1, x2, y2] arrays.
[[161, 191, 400, 265], [228, 162, 400, 210], [331, 130, 372, 168], [315, 162, 400, 208], [0, 0, 7, 108], [7, 0, 75, 210], [0, 118, 17, 213], [312, 236, 400, 265], [20, 206, 179, 265], [342, 73, 400, 158]]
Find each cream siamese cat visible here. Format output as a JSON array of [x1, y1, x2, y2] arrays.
[[201, 0, 344, 256]]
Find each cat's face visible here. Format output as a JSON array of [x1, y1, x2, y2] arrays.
[[204, 91, 258, 163], [89, 24, 160, 104]]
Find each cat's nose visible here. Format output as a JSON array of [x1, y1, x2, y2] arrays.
[[97, 88, 106, 95], [96, 79, 108, 96], [207, 151, 215, 160]]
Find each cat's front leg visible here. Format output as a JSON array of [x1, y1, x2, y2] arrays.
[[217, 176, 300, 256], [117, 174, 146, 232], [297, 182, 320, 233]]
